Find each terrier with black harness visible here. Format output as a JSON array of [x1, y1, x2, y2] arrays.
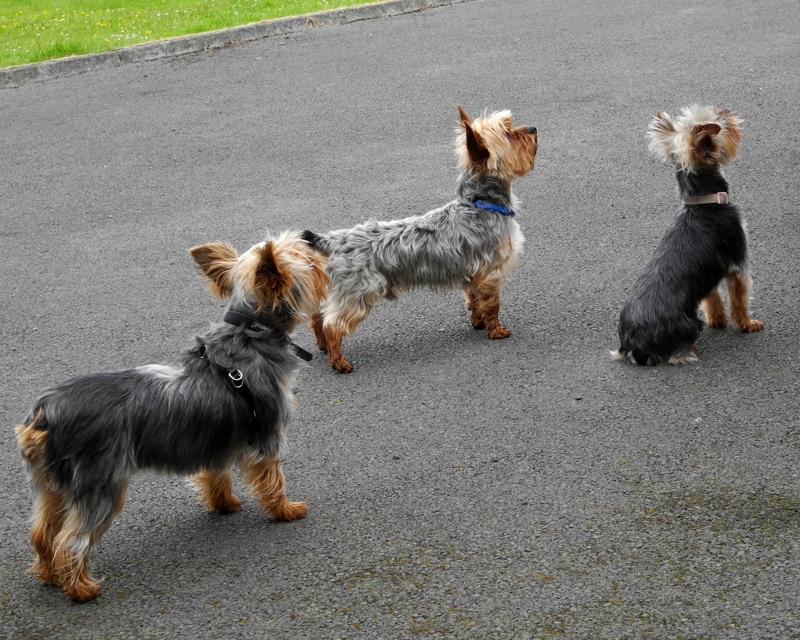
[[15, 231, 328, 601]]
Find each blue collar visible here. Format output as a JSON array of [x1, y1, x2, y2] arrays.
[[474, 199, 515, 217]]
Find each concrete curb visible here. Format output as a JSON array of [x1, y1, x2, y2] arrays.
[[0, 0, 470, 90]]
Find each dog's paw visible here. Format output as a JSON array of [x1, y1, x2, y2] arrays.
[[705, 319, 727, 329], [331, 357, 354, 373], [30, 560, 60, 586], [487, 326, 512, 339], [210, 494, 242, 515], [64, 578, 101, 603], [270, 500, 309, 522], [740, 318, 764, 333]]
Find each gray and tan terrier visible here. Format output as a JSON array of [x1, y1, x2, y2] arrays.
[[302, 106, 539, 372]]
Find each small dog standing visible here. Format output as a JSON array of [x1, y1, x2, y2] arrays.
[[15, 231, 328, 601], [615, 106, 763, 365], [302, 106, 538, 373]]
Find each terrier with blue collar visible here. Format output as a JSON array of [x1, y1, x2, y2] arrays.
[[302, 106, 538, 373]]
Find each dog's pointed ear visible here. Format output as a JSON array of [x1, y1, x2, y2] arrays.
[[647, 110, 679, 161], [459, 106, 491, 166], [714, 108, 742, 161], [189, 242, 238, 299], [252, 240, 292, 311], [691, 122, 722, 143], [688, 122, 723, 164]]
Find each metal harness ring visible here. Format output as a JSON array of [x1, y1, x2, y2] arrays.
[[228, 370, 244, 389]]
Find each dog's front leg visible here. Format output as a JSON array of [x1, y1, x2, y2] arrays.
[[471, 275, 512, 339], [191, 470, 242, 514], [240, 455, 308, 521], [727, 270, 764, 333]]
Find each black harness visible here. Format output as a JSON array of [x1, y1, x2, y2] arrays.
[[189, 310, 313, 418]]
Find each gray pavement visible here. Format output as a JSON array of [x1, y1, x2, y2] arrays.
[[1, 0, 799, 637]]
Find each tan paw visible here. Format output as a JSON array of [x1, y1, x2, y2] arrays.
[[331, 357, 354, 373], [487, 326, 512, 339], [740, 318, 764, 333], [270, 500, 308, 522]]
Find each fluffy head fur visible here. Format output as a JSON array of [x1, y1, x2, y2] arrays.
[[648, 105, 742, 173], [190, 230, 329, 328], [15, 231, 326, 602], [303, 106, 538, 373], [456, 106, 538, 182]]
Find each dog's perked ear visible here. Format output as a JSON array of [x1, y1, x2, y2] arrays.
[[252, 241, 293, 312], [647, 110, 679, 162], [458, 105, 491, 166], [713, 108, 742, 161], [189, 242, 239, 299], [687, 122, 723, 166]]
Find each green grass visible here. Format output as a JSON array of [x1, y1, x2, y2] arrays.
[[0, 0, 383, 69]]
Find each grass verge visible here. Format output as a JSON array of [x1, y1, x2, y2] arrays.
[[0, 0, 383, 69]]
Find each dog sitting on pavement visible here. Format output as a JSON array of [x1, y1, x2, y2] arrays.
[[615, 106, 763, 365], [302, 106, 539, 373]]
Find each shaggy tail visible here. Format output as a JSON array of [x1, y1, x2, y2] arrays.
[[300, 230, 330, 255], [16, 407, 49, 463]]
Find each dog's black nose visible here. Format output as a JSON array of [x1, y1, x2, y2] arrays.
[[527, 126, 537, 135]]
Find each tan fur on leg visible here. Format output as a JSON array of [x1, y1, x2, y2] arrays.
[[310, 313, 328, 352], [322, 323, 353, 373], [53, 483, 127, 602], [727, 271, 764, 332], [191, 470, 241, 514], [29, 488, 66, 585], [239, 455, 308, 521], [701, 287, 727, 327], [471, 275, 511, 339], [462, 286, 485, 329], [321, 298, 378, 373], [16, 412, 63, 584], [53, 511, 99, 602]]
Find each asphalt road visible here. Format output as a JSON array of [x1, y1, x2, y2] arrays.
[[1, 0, 799, 637]]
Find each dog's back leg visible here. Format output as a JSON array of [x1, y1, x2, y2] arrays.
[[321, 295, 378, 373], [29, 486, 67, 585], [190, 469, 241, 514], [462, 284, 486, 330], [239, 454, 307, 521], [53, 482, 128, 602], [727, 270, 764, 333], [310, 312, 328, 352], [16, 412, 65, 585], [701, 285, 728, 328]]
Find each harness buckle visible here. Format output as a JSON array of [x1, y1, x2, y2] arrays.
[[228, 370, 244, 389]]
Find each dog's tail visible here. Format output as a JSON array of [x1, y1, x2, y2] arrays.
[[16, 407, 49, 470], [300, 230, 331, 255]]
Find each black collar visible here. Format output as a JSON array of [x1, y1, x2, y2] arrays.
[[223, 309, 313, 361]]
